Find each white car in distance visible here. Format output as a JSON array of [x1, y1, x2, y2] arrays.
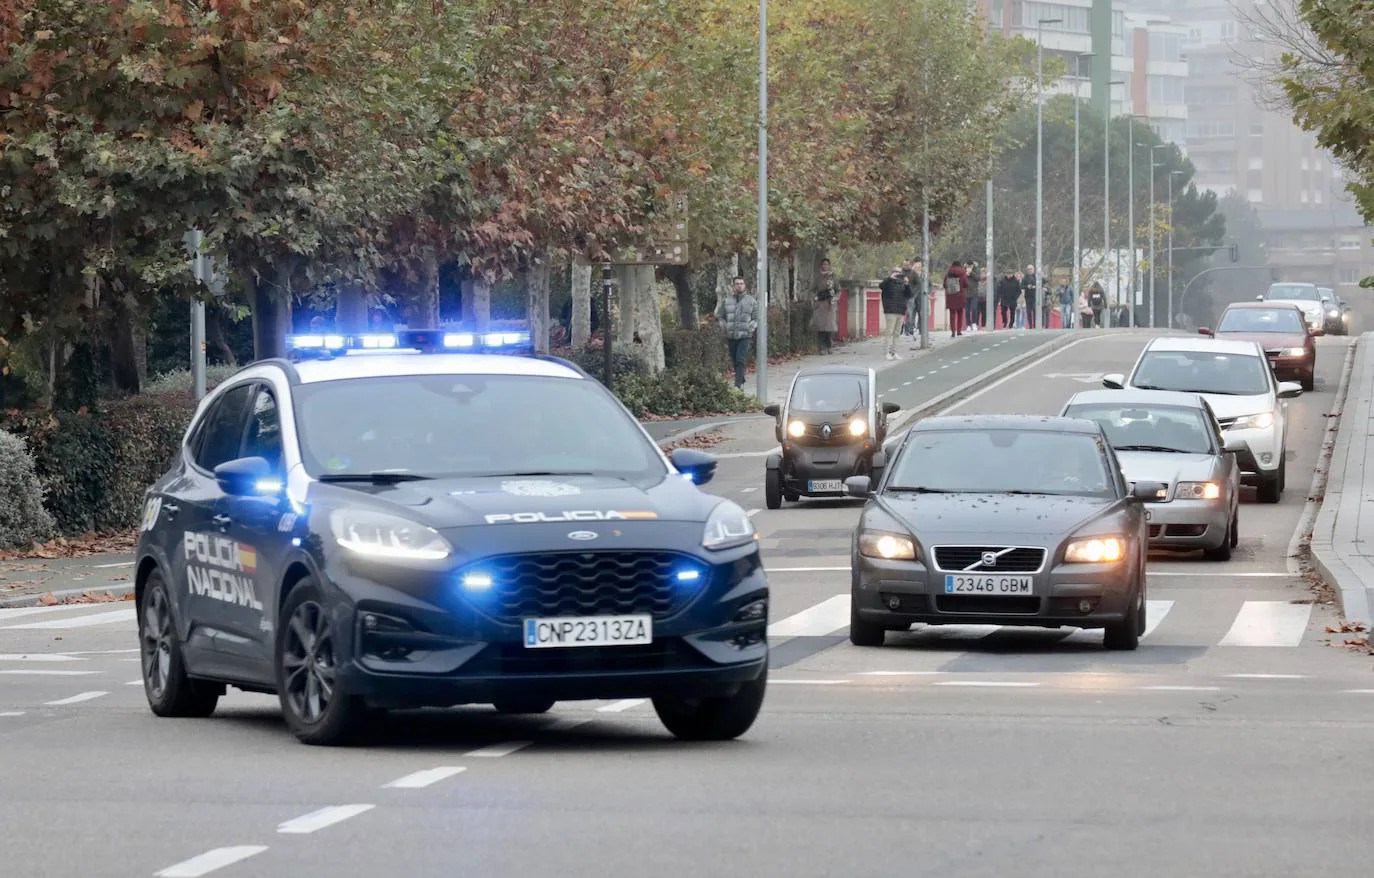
[[1101, 336, 1301, 503]]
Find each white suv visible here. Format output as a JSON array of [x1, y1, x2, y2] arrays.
[[1102, 337, 1301, 503]]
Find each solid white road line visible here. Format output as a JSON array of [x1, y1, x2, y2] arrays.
[[126, 679, 144, 685], [155, 846, 269, 878], [1, 711, 26, 717], [1141, 685, 1222, 692], [465, 741, 532, 758], [596, 698, 645, 713], [858, 670, 942, 676], [384, 767, 467, 788], [935, 680, 1040, 688], [939, 335, 1093, 415], [1, 608, 136, 629], [1218, 601, 1313, 647], [0, 605, 90, 620], [767, 566, 849, 573], [771, 679, 849, 685], [0, 669, 98, 676], [746, 509, 761, 517], [90, 561, 132, 569], [1226, 673, 1309, 679], [1147, 571, 1290, 578], [767, 594, 849, 638], [0, 653, 84, 662], [45, 691, 108, 705], [277, 804, 374, 834], [1061, 600, 1174, 643]]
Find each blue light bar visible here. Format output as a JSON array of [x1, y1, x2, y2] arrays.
[[284, 328, 533, 357]]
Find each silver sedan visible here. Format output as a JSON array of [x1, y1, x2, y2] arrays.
[[1060, 388, 1241, 561]]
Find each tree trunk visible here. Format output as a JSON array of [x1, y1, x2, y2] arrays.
[[614, 265, 637, 350], [250, 268, 293, 361], [206, 305, 236, 366], [635, 266, 665, 374], [663, 264, 696, 328], [526, 255, 551, 353], [471, 275, 491, 329], [107, 294, 142, 394], [402, 256, 441, 327], [335, 282, 367, 333], [570, 262, 592, 348]]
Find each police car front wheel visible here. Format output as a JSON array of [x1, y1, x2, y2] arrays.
[[139, 570, 221, 718], [275, 578, 368, 745], [651, 666, 767, 741]]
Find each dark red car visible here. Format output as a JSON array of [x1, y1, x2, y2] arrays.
[[1199, 301, 1315, 390]]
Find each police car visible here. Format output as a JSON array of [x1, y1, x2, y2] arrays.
[[134, 329, 768, 745]]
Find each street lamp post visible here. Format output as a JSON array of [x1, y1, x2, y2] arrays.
[[1126, 121, 1135, 326], [1167, 169, 1183, 329], [1146, 144, 1168, 328], [755, 0, 768, 400], [1103, 80, 1125, 327], [1074, 53, 1094, 316], [1035, 16, 1061, 329]]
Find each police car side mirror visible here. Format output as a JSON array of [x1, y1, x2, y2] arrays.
[[670, 448, 717, 486], [214, 457, 280, 497]]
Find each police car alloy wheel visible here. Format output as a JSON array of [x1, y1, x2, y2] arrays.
[[139, 570, 221, 717], [275, 577, 367, 745], [650, 665, 767, 741]]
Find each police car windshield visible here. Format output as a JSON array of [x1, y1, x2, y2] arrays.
[[887, 429, 1115, 498], [791, 374, 864, 412], [292, 374, 666, 483]]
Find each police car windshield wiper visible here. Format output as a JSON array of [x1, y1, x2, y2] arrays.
[[318, 472, 432, 483], [482, 471, 598, 478]]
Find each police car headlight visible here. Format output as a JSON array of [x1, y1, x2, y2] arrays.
[[329, 509, 452, 561], [702, 500, 756, 550]]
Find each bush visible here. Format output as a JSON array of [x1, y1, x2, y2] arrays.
[[663, 326, 728, 373], [0, 429, 56, 549], [1, 393, 195, 536]]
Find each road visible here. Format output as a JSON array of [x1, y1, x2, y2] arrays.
[[3, 331, 1373, 877]]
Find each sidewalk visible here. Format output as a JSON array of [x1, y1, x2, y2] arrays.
[[1310, 332, 1372, 625]]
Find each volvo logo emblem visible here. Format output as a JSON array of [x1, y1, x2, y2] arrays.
[[981, 551, 998, 567], [821, 423, 832, 439], [567, 530, 598, 541]]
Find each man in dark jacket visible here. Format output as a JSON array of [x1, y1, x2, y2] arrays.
[[879, 265, 911, 360], [995, 270, 1019, 329]]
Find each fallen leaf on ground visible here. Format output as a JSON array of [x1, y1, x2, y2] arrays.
[[0, 529, 137, 562], [662, 430, 726, 452]]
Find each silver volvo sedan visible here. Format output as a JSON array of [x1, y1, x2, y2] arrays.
[[1060, 389, 1241, 561], [845, 415, 1161, 651]]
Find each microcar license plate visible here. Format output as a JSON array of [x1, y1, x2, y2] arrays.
[[523, 615, 652, 648], [943, 575, 1034, 595], [808, 479, 843, 493]]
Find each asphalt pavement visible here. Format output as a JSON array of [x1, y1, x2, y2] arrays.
[[4, 330, 1374, 877]]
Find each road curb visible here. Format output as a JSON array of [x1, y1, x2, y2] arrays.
[[0, 582, 135, 609], [885, 331, 1089, 438], [654, 414, 770, 447], [1308, 333, 1372, 624]]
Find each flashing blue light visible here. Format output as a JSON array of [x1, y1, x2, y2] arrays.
[[681, 472, 697, 483], [291, 537, 302, 547], [286, 328, 533, 357], [358, 333, 397, 349], [675, 569, 702, 584], [255, 478, 284, 494], [462, 572, 494, 591], [444, 332, 476, 348]]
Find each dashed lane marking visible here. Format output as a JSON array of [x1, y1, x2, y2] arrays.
[[1, 711, 25, 717], [0, 654, 85, 662], [155, 846, 269, 878], [1141, 685, 1222, 692], [596, 699, 645, 713], [384, 767, 467, 789], [0, 669, 99, 676], [935, 680, 1040, 688], [465, 741, 532, 757], [45, 691, 107, 705], [277, 804, 374, 835]]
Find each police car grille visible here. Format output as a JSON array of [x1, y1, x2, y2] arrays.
[[932, 546, 1045, 573], [482, 551, 694, 622]]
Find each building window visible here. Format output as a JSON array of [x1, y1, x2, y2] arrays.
[[1187, 120, 1236, 138], [1340, 268, 1358, 284], [1148, 32, 1183, 62], [1250, 120, 1264, 136], [1247, 189, 1262, 203], [1302, 191, 1309, 203], [1247, 157, 1262, 170], [1340, 237, 1362, 250], [1148, 75, 1186, 103], [1315, 190, 1324, 204]]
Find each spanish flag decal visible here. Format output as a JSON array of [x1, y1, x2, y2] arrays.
[[617, 510, 659, 520], [238, 544, 258, 574]]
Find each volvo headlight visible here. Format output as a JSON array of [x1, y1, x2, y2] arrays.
[[1232, 411, 1275, 430], [848, 418, 867, 436], [787, 419, 806, 438], [329, 509, 452, 561], [858, 530, 918, 561], [1175, 481, 1221, 500], [703, 500, 756, 550], [1064, 535, 1126, 564]]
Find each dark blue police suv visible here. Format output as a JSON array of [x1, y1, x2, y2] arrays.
[[133, 329, 768, 745]]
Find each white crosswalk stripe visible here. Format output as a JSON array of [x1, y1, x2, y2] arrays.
[[1217, 601, 1313, 647], [0, 608, 136, 630]]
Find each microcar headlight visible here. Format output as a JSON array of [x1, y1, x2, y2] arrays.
[[1063, 535, 1126, 564], [848, 417, 867, 436], [1175, 481, 1221, 500], [703, 500, 756, 550], [1231, 411, 1275, 430], [857, 530, 919, 561], [329, 509, 452, 561], [787, 419, 806, 438]]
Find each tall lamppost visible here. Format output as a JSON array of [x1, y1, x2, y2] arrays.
[[1073, 53, 1094, 311], [1103, 79, 1125, 327], [1167, 168, 1184, 329], [754, 0, 768, 400], [1035, 15, 1061, 323], [1146, 143, 1168, 328]]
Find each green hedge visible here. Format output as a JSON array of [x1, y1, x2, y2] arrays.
[[1, 393, 194, 535]]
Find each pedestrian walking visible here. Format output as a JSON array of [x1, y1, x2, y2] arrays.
[[995, 269, 1019, 329], [1021, 264, 1039, 329], [880, 265, 911, 359], [713, 275, 759, 388], [944, 260, 967, 337], [811, 258, 838, 353]]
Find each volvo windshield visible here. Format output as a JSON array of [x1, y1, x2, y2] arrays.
[[888, 429, 1115, 498]]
